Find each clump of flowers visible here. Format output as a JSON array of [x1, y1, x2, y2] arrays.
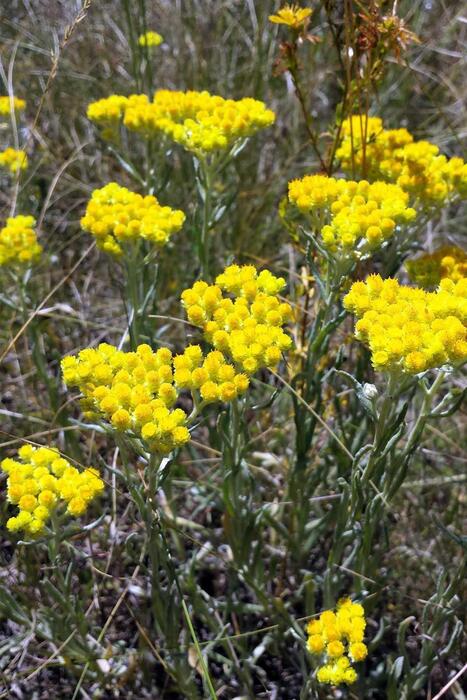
[[307, 598, 368, 686], [1, 445, 104, 536], [173, 347, 249, 404], [269, 4, 312, 29], [336, 115, 467, 207], [88, 90, 275, 155], [0, 95, 26, 115], [344, 275, 467, 373], [80, 182, 186, 256], [0, 147, 28, 174], [181, 265, 293, 374], [406, 245, 466, 288], [86, 95, 129, 130], [125, 89, 276, 156], [0, 215, 42, 267], [62, 343, 249, 455], [288, 174, 416, 258], [138, 30, 163, 47]]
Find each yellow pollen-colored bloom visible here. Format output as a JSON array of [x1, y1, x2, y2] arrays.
[[1, 446, 104, 537], [345, 275, 466, 373], [81, 182, 185, 256], [0, 95, 26, 115], [88, 89, 275, 156], [288, 174, 416, 260], [138, 31, 163, 47], [307, 598, 368, 687], [0, 148, 28, 174], [406, 245, 466, 288], [336, 114, 467, 208], [269, 4, 312, 28], [0, 215, 42, 268], [181, 265, 292, 374]]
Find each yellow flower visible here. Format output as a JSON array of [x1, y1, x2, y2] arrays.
[[337, 114, 467, 208], [269, 4, 312, 29], [0, 148, 28, 174], [288, 175, 416, 259], [81, 182, 185, 256], [307, 598, 368, 687], [327, 640, 345, 658], [0, 95, 26, 115], [138, 31, 163, 47], [349, 642, 368, 662], [307, 634, 325, 653], [1, 446, 104, 537], [406, 245, 466, 288], [181, 265, 293, 374], [344, 275, 467, 373], [62, 341, 251, 456], [0, 215, 42, 268], [88, 89, 275, 155]]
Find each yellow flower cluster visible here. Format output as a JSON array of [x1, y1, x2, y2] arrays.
[[62, 343, 249, 454], [173, 346, 249, 403], [86, 95, 129, 126], [138, 30, 163, 47], [344, 275, 467, 373], [337, 115, 467, 207], [126, 89, 276, 155], [88, 90, 275, 155], [0, 148, 28, 174], [181, 265, 293, 374], [307, 598, 368, 686], [62, 343, 190, 455], [2, 445, 104, 536], [269, 4, 312, 29], [0, 95, 26, 115], [80, 182, 185, 256], [0, 215, 42, 267], [406, 245, 466, 288], [288, 175, 416, 257]]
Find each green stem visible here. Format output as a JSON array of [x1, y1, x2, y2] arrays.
[[199, 158, 213, 279], [181, 599, 218, 700], [362, 373, 398, 485], [125, 243, 143, 347]]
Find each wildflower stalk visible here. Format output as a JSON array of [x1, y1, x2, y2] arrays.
[[115, 445, 201, 697], [287, 55, 328, 173], [181, 598, 218, 700], [198, 157, 213, 279], [125, 242, 144, 347], [325, 368, 453, 599]]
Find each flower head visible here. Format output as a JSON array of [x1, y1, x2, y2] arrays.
[[138, 31, 163, 47], [181, 265, 293, 374], [269, 4, 312, 29], [88, 90, 275, 156], [337, 115, 467, 208], [307, 599, 368, 686], [2, 446, 104, 537], [87, 95, 129, 127], [62, 342, 250, 455], [0, 95, 26, 115], [344, 275, 467, 373], [406, 245, 466, 288], [0, 215, 42, 268], [81, 183, 185, 256], [0, 148, 28, 174], [288, 174, 416, 259]]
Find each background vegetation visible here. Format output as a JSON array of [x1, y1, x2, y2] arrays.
[[0, 1, 465, 698]]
